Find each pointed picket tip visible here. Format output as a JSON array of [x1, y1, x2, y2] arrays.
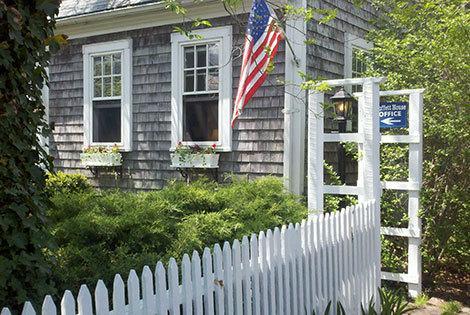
[[191, 250, 201, 261], [61, 290, 76, 315], [222, 241, 231, 252], [21, 302, 35, 315], [213, 243, 222, 254], [1, 308, 12, 315], [42, 295, 57, 315], [182, 253, 191, 265], [202, 247, 211, 259]]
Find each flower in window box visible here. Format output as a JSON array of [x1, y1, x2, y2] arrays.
[[171, 143, 219, 168], [80, 145, 122, 167]]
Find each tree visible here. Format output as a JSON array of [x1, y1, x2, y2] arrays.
[[367, 0, 469, 281], [0, 0, 63, 310]]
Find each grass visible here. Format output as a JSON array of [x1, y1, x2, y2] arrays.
[[441, 301, 462, 315], [413, 293, 429, 308]]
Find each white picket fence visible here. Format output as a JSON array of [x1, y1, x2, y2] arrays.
[[1, 200, 380, 315]]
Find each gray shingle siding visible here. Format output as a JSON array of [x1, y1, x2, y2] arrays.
[[49, 16, 285, 189], [50, 1, 376, 190]]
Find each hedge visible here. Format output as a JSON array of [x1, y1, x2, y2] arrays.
[[46, 176, 308, 294]]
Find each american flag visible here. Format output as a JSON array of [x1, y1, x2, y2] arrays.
[[231, 0, 284, 127]]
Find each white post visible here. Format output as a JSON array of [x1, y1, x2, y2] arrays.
[[361, 78, 382, 297], [283, 0, 307, 195], [307, 91, 324, 216], [407, 91, 424, 297]]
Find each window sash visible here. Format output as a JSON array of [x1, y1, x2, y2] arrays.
[[83, 39, 132, 151], [171, 26, 232, 151]]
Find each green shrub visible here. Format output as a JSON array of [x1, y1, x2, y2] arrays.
[[47, 177, 307, 294], [46, 171, 92, 194], [440, 301, 462, 315]]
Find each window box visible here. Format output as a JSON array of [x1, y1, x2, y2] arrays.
[[80, 152, 122, 167], [170, 153, 219, 169]]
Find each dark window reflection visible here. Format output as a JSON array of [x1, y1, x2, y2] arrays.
[[183, 94, 218, 141], [93, 100, 121, 142]]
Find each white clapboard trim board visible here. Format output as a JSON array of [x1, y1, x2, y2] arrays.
[[7, 201, 380, 315], [307, 79, 424, 297]]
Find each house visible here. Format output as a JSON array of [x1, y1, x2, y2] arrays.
[[46, 0, 376, 193]]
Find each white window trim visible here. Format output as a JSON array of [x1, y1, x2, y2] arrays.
[[170, 26, 232, 152], [82, 39, 133, 151], [344, 33, 373, 90]]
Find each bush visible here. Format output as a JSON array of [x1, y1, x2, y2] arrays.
[[46, 177, 307, 294], [46, 171, 92, 194]]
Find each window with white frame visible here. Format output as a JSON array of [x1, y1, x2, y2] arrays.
[[82, 39, 132, 151], [171, 26, 232, 151], [344, 34, 373, 93]]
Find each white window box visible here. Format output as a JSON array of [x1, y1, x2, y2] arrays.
[[171, 153, 219, 169], [80, 152, 122, 167]]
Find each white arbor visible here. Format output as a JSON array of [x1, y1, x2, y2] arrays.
[[307, 77, 424, 297]]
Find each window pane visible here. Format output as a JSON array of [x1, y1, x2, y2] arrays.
[[92, 100, 121, 142], [184, 70, 194, 92], [183, 94, 218, 141], [184, 46, 194, 68], [208, 43, 219, 66], [113, 53, 121, 75], [103, 77, 112, 97], [196, 45, 206, 67], [208, 68, 218, 90], [103, 55, 112, 75], [93, 56, 102, 76], [94, 78, 102, 97], [113, 76, 121, 96], [196, 69, 206, 91]]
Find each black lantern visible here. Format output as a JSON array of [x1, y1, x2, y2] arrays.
[[330, 87, 354, 121]]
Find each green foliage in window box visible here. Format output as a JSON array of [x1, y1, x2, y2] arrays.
[[45, 177, 307, 295]]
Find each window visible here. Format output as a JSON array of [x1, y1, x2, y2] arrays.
[[171, 26, 232, 151], [83, 39, 132, 151], [344, 34, 373, 93]]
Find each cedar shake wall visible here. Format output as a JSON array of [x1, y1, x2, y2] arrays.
[[48, 17, 286, 190]]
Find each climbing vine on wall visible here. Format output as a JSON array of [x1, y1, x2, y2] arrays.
[[0, 0, 64, 310]]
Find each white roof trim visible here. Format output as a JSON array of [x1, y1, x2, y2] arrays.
[[56, 0, 249, 39]]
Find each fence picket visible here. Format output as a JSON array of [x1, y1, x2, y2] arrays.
[[21, 302, 35, 315], [41, 295, 56, 315], [1, 308, 12, 315], [168, 258, 180, 315], [127, 270, 140, 315], [112, 274, 125, 315], [5, 201, 381, 315], [202, 248, 215, 315], [241, 236, 252, 315], [191, 252, 203, 315], [232, 240, 243, 315], [61, 290, 75, 315], [258, 231, 269, 315], [222, 242, 234, 315], [250, 234, 261, 315], [213, 244, 225, 315], [95, 280, 109, 315], [280, 226, 290, 315], [181, 254, 193, 315], [302, 220, 312, 314], [265, 229, 276, 315], [155, 262, 168, 315], [77, 285, 93, 315], [142, 266, 155, 315], [273, 227, 284, 315]]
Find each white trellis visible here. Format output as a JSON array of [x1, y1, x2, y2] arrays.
[[307, 78, 424, 297]]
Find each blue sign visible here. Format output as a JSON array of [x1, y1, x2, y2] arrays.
[[379, 102, 408, 128]]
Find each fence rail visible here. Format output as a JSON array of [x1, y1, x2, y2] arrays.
[[2, 200, 379, 315]]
